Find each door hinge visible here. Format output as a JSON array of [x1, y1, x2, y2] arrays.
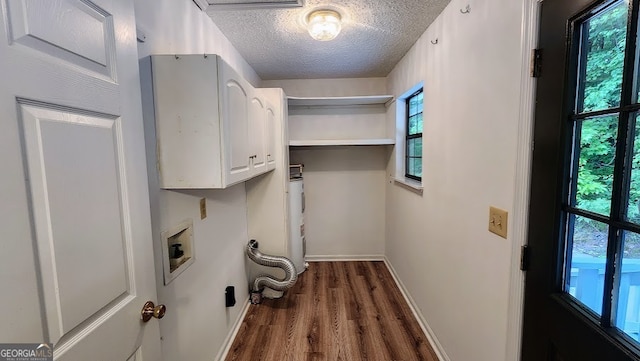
[[520, 245, 530, 271], [531, 49, 542, 78]]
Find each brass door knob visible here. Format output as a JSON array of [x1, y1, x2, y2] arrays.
[[141, 301, 166, 322]]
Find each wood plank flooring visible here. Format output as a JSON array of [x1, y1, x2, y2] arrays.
[[225, 261, 439, 361]]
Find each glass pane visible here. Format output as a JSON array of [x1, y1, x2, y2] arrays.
[[408, 91, 423, 116], [408, 114, 423, 135], [406, 157, 422, 178], [615, 231, 640, 341], [574, 115, 618, 216], [577, 1, 627, 113], [408, 115, 420, 135], [407, 157, 415, 176], [409, 97, 418, 116], [627, 116, 640, 223], [407, 138, 422, 157], [566, 214, 610, 315], [413, 158, 422, 178]]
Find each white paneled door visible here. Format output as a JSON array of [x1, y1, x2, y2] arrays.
[[0, 1, 162, 360]]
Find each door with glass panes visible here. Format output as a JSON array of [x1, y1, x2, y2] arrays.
[[523, 0, 640, 359]]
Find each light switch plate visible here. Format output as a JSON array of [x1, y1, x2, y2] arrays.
[[200, 198, 207, 220], [489, 206, 508, 239]]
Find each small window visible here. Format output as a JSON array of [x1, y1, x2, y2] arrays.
[[405, 89, 423, 180]]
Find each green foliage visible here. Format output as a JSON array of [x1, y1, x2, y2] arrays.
[[575, 4, 625, 226], [571, 3, 640, 255], [575, 116, 616, 219], [628, 128, 640, 224], [581, 4, 627, 112]]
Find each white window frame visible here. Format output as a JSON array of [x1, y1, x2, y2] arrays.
[[393, 82, 424, 194]]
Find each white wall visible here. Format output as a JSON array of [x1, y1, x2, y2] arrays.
[[384, 0, 523, 360], [134, 1, 261, 359], [264, 79, 388, 258], [135, 0, 260, 86], [289, 146, 388, 258]]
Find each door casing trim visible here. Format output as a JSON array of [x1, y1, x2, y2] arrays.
[[506, 1, 542, 360]]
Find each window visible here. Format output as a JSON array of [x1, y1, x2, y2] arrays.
[[561, 0, 640, 342], [405, 89, 423, 180]]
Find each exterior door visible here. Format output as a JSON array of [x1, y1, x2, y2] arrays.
[[522, 0, 640, 360], [0, 1, 162, 360]]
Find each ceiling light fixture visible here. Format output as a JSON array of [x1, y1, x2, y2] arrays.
[[306, 9, 342, 41]]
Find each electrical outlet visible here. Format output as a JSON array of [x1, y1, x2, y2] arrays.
[[199, 198, 207, 220], [488, 206, 508, 239]]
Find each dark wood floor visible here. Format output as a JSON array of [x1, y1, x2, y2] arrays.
[[225, 261, 439, 361]]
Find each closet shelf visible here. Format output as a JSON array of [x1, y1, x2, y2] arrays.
[[289, 139, 395, 146], [287, 95, 394, 107]]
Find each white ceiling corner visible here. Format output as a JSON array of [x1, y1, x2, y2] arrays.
[[192, 0, 209, 11], [208, 0, 452, 80]]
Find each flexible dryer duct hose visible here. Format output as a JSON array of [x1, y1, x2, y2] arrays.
[[246, 240, 297, 303]]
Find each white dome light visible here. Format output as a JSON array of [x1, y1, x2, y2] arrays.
[[307, 9, 342, 41]]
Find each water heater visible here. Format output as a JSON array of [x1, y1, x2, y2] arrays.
[[288, 166, 307, 275]]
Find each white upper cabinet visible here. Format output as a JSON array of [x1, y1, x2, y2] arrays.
[[149, 54, 275, 189], [248, 91, 267, 174], [219, 60, 252, 185], [265, 99, 277, 170]]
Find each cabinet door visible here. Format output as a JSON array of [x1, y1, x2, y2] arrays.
[[265, 101, 277, 170], [219, 63, 251, 186], [150, 55, 222, 188], [249, 91, 267, 174]]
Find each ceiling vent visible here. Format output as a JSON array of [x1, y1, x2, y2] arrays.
[[206, 0, 303, 10]]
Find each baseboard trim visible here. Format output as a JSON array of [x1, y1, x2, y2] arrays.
[[215, 296, 251, 361], [305, 254, 385, 262], [383, 257, 450, 361]]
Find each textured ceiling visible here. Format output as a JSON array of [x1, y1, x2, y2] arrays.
[[206, 0, 451, 80]]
